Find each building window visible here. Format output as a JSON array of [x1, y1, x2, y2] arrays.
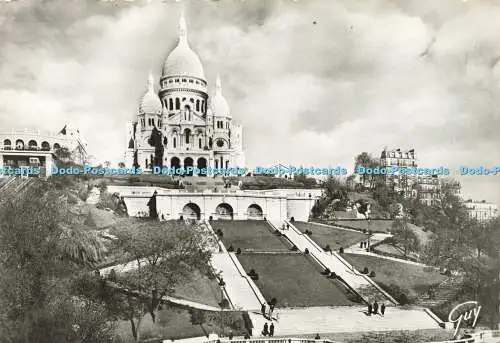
[[189, 79, 193, 83], [173, 137, 177, 148], [176, 98, 180, 110], [196, 100, 200, 111], [190, 98, 194, 103], [175, 78, 179, 82], [199, 138, 202, 149], [216, 139, 224, 148], [15, 139, 24, 150], [182, 79, 187, 82], [169, 98, 173, 110]]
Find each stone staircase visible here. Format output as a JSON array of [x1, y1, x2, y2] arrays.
[[418, 275, 464, 308], [269, 220, 396, 305], [182, 176, 226, 192]]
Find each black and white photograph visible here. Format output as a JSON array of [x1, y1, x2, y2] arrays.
[[0, 0, 499, 342]]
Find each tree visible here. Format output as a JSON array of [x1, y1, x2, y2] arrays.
[[0, 180, 111, 343], [110, 218, 213, 341], [389, 217, 420, 257], [354, 152, 380, 189]]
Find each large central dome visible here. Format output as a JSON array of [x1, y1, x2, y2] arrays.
[[162, 14, 205, 80]]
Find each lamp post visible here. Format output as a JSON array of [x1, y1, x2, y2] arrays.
[[367, 217, 371, 251], [219, 278, 226, 337]]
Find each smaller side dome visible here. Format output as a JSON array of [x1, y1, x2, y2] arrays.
[[139, 73, 162, 115], [210, 75, 230, 117]]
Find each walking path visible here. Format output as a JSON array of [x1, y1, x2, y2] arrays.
[[345, 233, 392, 253], [249, 306, 442, 337], [269, 220, 396, 305], [205, 221, 265, 311]]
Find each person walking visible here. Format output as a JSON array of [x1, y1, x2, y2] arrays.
[[262, 322, 269, 336], [381, 303, 386, 316], [261, 303, 266, 317], [373, 301, 379, 315], [367, 303, 372, 315], [269, 322, 275, 337]]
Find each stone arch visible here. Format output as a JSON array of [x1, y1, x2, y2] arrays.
[[171, 156, 180, 169], [215, 203, 233, 220], [41, 141, 50, 151], [184, 157, 194, 176], [182, 202, 201, 220], [197, 157, 207, 177], [28, 140, 37, 149], [3, 139, 11, 148], [53, 143, 60, 150], [15, 139, 24, 149], [247, 204, 263, 220]]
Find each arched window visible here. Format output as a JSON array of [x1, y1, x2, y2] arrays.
[[175, 98, 180, 110], [169, 98, 173, 110], [28, 140, 37, 150], [3, 139, 11, 148], [185, 129, 191, 144], [173, 137, 177, 148], [196, 100, 200, 111], [198, 138, 202, 149], [53, 143, 60, 150], [15, 139, 24, 150], [190, 98, 194, 103], [201, 100, 205, 112]]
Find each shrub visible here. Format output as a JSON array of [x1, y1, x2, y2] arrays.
[[339, 247, 344, 253], [307, 230, 312, 236], [325, 244, 331, 252], [304, 248, 309, 255], [291, 245, 298, 251], [250, 273, 259, 281], [219, 298, 230, 309], [228, 245, 234, 252], [322, 268, 331, 275], [369, 271, 376, 277], [248, 269, 256, 277], [236, 248, 242, 254], [329, 272, 337, 279], [362, 267, 369, 274], [378, 282, 412, 305]]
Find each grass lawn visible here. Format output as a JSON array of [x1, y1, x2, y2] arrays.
[[115, 306, 246, 342], [333, 219, 394, 233], [212, 220, 290, 252], [342, 253, 446, 298], [174, 270, 222, 308], [237, 253, 359, 307], [294, 222, 366, 250]]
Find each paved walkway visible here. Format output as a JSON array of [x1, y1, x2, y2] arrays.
[[346, 233, 392, 253], [269, 220, 396, 305], [210, 253, 263, 311], [249, 306, 442, 337], [205, 221, 265, 311]]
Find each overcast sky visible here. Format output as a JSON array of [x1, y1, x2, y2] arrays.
[[0, 0, 499, 205]]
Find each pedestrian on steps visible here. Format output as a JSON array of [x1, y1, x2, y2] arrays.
[[373, 301, 379, 315], [367, 303, 372, 315], [269, 323, 275, 337], [381, 303, 386, 316], [262, 322, 269, 336]]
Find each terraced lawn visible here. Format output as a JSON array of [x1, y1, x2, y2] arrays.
[[115, 306, 246, 342], [174, 270, 222, 308], [343, 253, 446, 298], [211, 220, 290, 251], [237, 253, 360, 307], [294, 222, 367, 250]]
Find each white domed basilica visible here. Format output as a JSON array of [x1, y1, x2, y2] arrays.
[[124, 14, 245, 174]]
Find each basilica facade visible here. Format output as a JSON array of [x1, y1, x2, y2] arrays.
[[125, 15, 245, 174]]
